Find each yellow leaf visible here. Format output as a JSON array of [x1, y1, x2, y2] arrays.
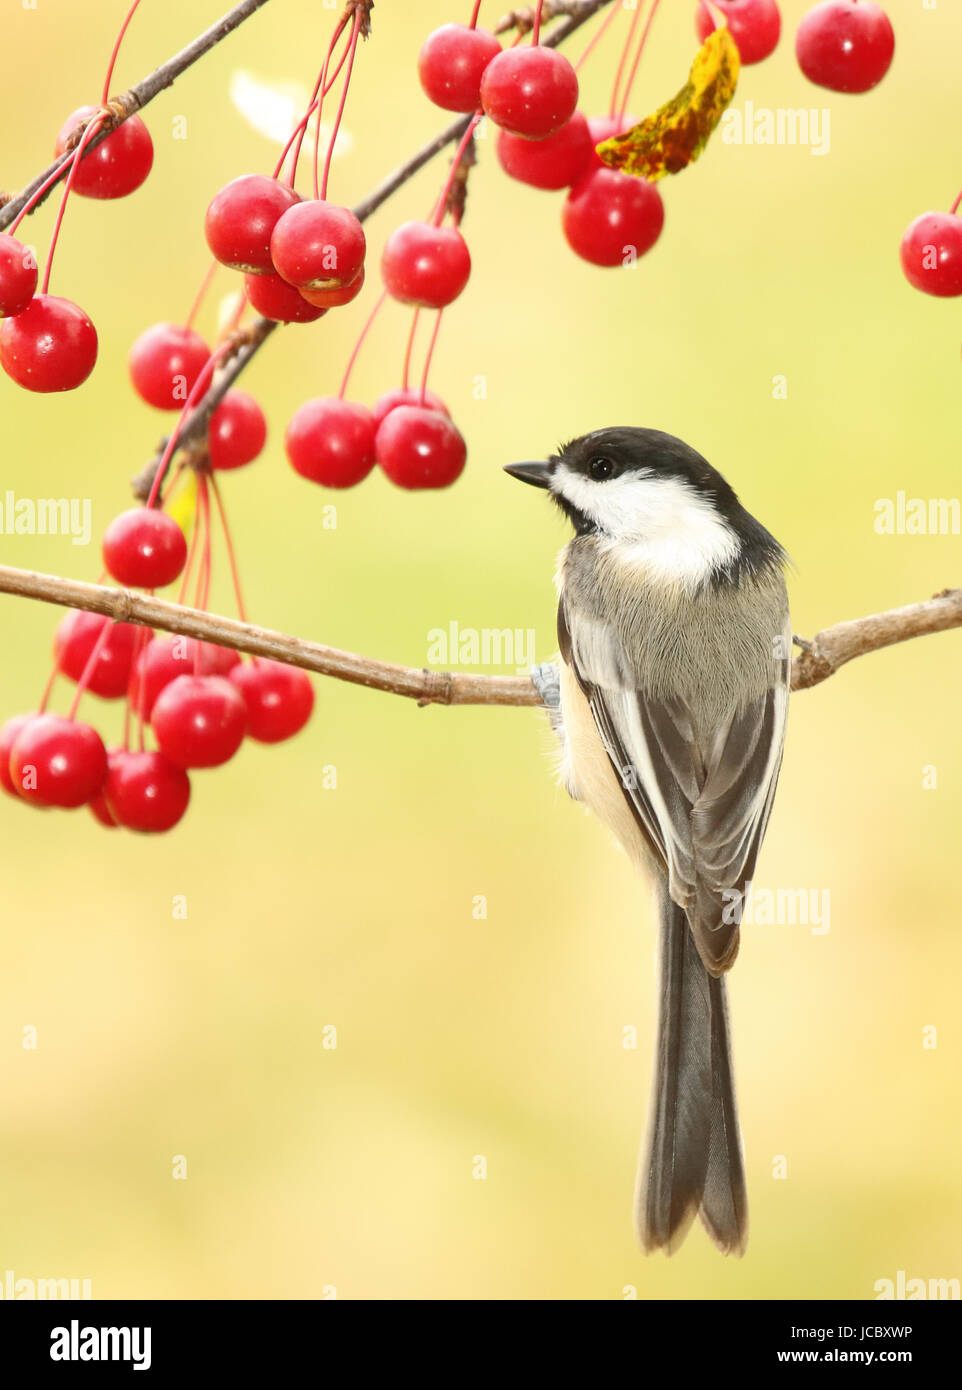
[[597, 26, 740, 182], [166, 470, 198, 543]]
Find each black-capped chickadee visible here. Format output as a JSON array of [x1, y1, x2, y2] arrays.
[[505, 427, 790, 1256]]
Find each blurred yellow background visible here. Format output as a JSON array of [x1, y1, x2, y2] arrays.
[[0, 0, 959, 1300]]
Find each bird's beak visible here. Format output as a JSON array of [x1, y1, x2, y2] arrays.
[[503, 460, 552, 489]]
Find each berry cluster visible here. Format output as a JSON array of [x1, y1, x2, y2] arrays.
[[417, 14, 667, 270], [1, 487, 314, 833], [692, 0, 895, 93], [0, 107, 155, 392], [206, 175, 367, 313], [1, 631, 313, 832]]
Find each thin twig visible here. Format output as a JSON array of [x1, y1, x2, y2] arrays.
[[494, 2, 601, 36], [0, 565, 958, 707], [0, 0, 274, 230]]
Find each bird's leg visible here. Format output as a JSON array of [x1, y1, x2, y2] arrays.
[[531, 661, 561, 713], [531, 661, 581, 801]]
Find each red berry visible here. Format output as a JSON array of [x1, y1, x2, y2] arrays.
[[0, 234, 38, 317], [587, 114, 637, 169], [0, 714, 35, 798], [54, 106, 154, 199], [229, 661, 314, 743], [417, 22, 502, 113], [381, 222, 471, 309], [900, 212, 962, 298], [795, 0, 894, 93], [152, 674, 247, 769], [480, 47, 579, 140], [695, 0, 781, 65], [496, 110, 593, 190], [90, 777, 120, 828], [208, 389, 267, 470], [205, 174, 300, 274], [129, 322, 210, 410], [243, 270, 327, 323], [0, 295, 97, 392], [131, 636, 239, 718], [54, 610, 140, 699], [376, 406, 467, 490], [298, 266, 365, 309], [562, 166, 664, 267], [285, 397, 377, 487], [192, 642, 241, 678], [104, 749, 191, 832], [102, 507, 187, 589], [10, 714, 107, 808], [270, 200, 366, 290], [372, 387, 449, 429]]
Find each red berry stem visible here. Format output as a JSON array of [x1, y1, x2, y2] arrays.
[[318, 8, 363, 201], [310, 25, 348, 199], [124, 623, 151, 749], [176, 484, 205, 605], [184, 260, 218, 333], [37, 655, 61, 716], [609, 0, 645, 120], [951, 188, 962, 217], [134, 624, 152, 751], [158, 457, 187, 510], [101, 0, 146, 105], [616, 0, 662, 123], [145, 344, 228, 509], [281, 16, 351, 186], [469, 1, 484, 28], [7, 157, 77, 238], [209, 474, 248, 623], [66, 615, 114, 720], [401, 306, 422, 391], [338, 287, 388, 398], [223, 288, 248, 338], [431, 112, 482, 227], [574, 0, 623, 72], [531, 0, 545, 47], [40, 113, 107, 294], [418, 310, 445, 407], [192, 476, 213, 637]]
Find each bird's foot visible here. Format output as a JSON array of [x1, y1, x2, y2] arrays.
[[531, 662, 561, 710]]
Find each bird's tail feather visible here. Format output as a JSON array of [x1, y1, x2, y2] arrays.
[[637, 886, 748, 1256]]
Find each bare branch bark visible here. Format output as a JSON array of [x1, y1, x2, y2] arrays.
[[0, 0, 274, 230], [790, 588, 962, 690], [0, 565, 957, 708]]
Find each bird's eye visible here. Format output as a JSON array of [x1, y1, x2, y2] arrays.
[[588, 456, 613, 481]]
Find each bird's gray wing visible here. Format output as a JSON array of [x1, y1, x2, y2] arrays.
[[559, 598, 789, 976]]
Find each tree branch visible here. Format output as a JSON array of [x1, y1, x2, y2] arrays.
[[0, 565, 957, 708], [790, 588, 962, 690], [0, 0, 274, 230]]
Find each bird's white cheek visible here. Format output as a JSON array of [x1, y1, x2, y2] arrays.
[[552, 469, 739, 588]]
